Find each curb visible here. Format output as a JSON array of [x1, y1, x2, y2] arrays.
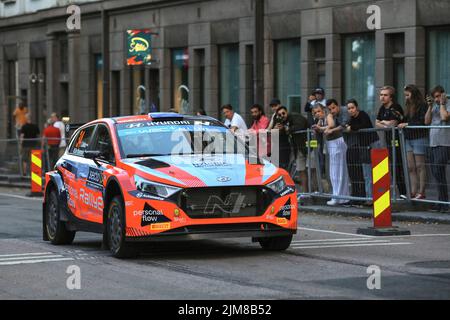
[[0, 182, 29, 189], [301, 205, 450, 225]]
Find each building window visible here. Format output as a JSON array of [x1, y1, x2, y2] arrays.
[[428, 29, 450, 92], [310, 39, 326, 90], [245, 44, 254, 111], [130, 67, 145, 115], [275, 39, 301, 113], [344, 34, 376, 115], [388, 33, 405, 107], [60, 38, 68, 74], [94, 54, 103, 119], [6, 60, 18, 138], [193, 48, 206, 111], [111, 71, 121, 117], [393, 58, 405, 107], [171, 48, 189, 114], [219, 44, 240, 113], [148, 69, 160, 112]]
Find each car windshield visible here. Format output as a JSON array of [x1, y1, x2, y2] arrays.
[[116, 119, 248, 159]]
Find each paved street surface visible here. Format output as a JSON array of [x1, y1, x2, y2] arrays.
[[0, 187, 449, 300]]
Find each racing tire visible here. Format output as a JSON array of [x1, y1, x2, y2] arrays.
[[258, 235, 293, 251], [45, 189, 76, 245], [107, 196, 137, 259]]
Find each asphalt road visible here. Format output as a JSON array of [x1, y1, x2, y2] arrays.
[[0, 188, 450, 300]]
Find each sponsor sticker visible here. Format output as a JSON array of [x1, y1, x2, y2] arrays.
[[150, 223, 171, 230], [86, 167, 104, 191], [129, 190, 164, 201], [276, 199, 295, 220], [139, 203, 172, 227], [280, 187, 295, 197]]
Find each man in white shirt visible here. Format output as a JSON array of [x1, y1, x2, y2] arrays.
[[222, 104, 248, 134], [51, 112, 67, 157]]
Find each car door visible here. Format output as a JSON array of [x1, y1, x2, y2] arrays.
[[80, 124, 116, 224], [60, 125, 97, 220]]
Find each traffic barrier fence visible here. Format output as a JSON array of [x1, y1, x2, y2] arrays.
[[288, 126, 450, 208]]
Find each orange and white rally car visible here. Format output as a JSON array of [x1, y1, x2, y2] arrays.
[[42, 113, 298, 258]]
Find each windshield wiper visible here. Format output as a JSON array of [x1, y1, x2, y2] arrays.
[[126, 153, 168, 158]]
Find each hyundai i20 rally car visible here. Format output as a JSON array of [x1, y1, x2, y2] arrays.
[[43, 113, 298, 258]]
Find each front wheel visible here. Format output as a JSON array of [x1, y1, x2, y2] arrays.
[[258, 235, 293, 251], [45, 189, 76, 245], [107, 196, 137, 258]]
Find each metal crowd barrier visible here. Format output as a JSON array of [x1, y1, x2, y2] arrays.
[[0, 137, 65, 178], [288, 126, 450, 208]]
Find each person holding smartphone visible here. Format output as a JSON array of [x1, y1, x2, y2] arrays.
[[425, 86, 450, 212]]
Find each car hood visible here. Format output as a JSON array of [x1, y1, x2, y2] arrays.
[[122, 154, 280, 187]]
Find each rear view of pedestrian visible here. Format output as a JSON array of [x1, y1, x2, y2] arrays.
[[51, 113, 66, 158], [19, 114, 40, 176], [42, 118, 61, 170]]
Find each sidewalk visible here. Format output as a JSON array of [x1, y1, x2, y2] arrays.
[[300, 202, 450, 225], [0, 174, 29, 188]]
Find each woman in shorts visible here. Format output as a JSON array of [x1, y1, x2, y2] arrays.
[[398, 84, 429, 199]]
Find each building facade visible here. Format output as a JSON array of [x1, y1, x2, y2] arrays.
[[1, 0, 450, 140]]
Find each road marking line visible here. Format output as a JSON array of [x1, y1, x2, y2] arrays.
[[0, 257, 74, 266], [0, 252, 53, 258], [292, 238, 388, 243], [292, 240, 390, 245], [298, 227, 375, 238], [0, 255, 64, 262], [378, 234, 450, 238], [291, 242, 412, 250], [0, 193, 43, 201]]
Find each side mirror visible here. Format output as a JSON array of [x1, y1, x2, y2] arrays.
[[84, 150, 102, 160]]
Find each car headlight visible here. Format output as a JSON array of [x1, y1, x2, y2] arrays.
[[134, 175, 182, 198], [267, 176, 287, 194]]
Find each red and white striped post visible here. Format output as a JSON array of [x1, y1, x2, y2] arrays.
[[357, 148, 410, 236], [30, 149, 43, 197]]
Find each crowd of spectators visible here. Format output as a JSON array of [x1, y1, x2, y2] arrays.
[[12, 102, 66, 174], [216, 84, 450, 212], [303, 85, 450, 212]]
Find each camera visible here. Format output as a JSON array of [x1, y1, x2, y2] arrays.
[[274, 115, 284, 125]]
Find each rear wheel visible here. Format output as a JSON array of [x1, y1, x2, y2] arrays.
[[107, 196, 137, 258], [45, 189, 76, 245], [258, 235, 293, 251]]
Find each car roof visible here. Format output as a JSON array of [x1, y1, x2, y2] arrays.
[[70, 113, 223, 133], [112, 113, 221, 124]]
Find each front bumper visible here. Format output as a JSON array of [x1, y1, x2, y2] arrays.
[[124, 187, 298, 239], [126, 222, 296, 242]]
